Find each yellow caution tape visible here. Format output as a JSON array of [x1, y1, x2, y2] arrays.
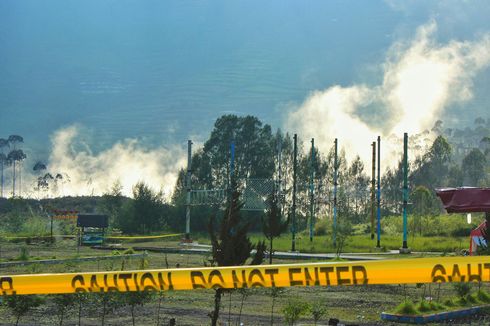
[[4, 234, 181, 240], [4, 235, 76, 239], [106, 233, 182, 240], [1, 256, 489, 295]]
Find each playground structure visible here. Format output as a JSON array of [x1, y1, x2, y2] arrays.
[[182, 132, 415, 252]]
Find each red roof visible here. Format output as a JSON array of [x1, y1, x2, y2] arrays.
[[436, 187, 490, 213]]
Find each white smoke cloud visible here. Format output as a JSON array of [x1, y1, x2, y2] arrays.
[[43, 125, 186, 198], [286, 22, 490, 165]]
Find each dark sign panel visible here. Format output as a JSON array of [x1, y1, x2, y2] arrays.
[[77, 214, 109, 228]]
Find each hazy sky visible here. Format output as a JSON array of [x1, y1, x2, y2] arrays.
[[1, 0, 489, 196]]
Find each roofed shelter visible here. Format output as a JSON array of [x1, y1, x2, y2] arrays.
[[436, 187, 490, 255]]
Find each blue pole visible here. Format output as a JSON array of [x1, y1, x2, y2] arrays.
[[376, 136, 381, 248], [230, 140, 235, 179]]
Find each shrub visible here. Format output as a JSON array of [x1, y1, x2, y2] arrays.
[[429, 301, 445, 311], [444, 299, 455, 307], [457, 296, 467, 306], [394, 301, 418, 315], [453, 282, 472, 298], [417, 300, 431, 313], [17, 246, 29, 261], [314, 218, 330, 236], [309, 301, 327, 325], [477, 290, 490, 303], [123, 248, 135, 255], [5, 294, 44, 326], [283, 299, 310, 325], [465, 293, 478, 304]]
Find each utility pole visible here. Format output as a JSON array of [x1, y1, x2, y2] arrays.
[[333, 138, 338, 248], [185, 140, 192, 241], [401, 132, 411, 253], [371, 141, 376, 240], [309, 138, 315, 242], [376, 136, 381, 248], [291, 134, 297, 252]]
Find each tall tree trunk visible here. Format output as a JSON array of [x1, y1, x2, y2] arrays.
[[1, 161, 4, 197], [78, 297, 82, 326], [102, 298, 107, 326], [18, 162, 21, 197], [269, 238, 273, 264], [228, 291, 232, 325], [211, 288, 223, 326], [156, 292, 163, 326], [59, 307, 64, 326], [238, 291, 246, 326], [270, 295, 275, 326], [131, 305, 135, 326], [12, 159, 16, 197]]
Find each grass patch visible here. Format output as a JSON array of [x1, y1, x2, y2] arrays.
[[391, 290, 490, 316], [429, 301, 445, 311], [240, 233, 468, 254], [395, 301, 418, 315], [417, 300, 431, 313], [477, 290, 490, 303], [465, 293, 478, 304]]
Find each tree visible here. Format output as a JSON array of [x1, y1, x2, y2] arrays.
[[262, 191, 289, 264], [345, 155, 370, 223], [208, 179, 264, 326], [282, 299, 309, 326], [411, 136, 452, 189], [33, 161, 47, 197], [52, 294, 76, 326], [269, 287, 285, 326], [98, 181, 124, 227], [5, 294, 43, 326], [7, 135, 25, 196], [124, 291, 154, 326], [480, 136, 490, 156], [0, 138, 9, 197], [462, 148, 487, 186], [410, 186, 438, 236], [119, 182, 168, 234], [193, 115, 275, 190], [7, 149, 26, 197], [309, 301, 327, 326], [95, 292, 121, 326], [335, 219, 352, 258]]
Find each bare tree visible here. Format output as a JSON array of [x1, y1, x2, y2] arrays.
[[0, 138, 9, 197], [7, 135, 25, 197]]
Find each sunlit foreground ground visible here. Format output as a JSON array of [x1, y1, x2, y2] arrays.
[[0, 236, 488, 325]]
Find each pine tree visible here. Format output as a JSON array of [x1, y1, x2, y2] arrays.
[[208, 178, 265, 326], [262, 191, 289, 264]]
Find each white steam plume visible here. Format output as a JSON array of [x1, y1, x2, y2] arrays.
[[45, 125, 186, 197], [286, 22, 490, 164]]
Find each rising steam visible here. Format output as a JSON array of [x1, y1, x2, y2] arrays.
[[286, 22, 490, 164], [42, 125, 186, 197]]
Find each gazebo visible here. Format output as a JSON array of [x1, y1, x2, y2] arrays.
[[436, 187, 490, 255]]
